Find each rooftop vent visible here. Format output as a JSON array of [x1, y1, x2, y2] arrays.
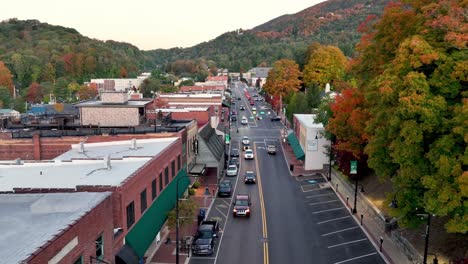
[[104, 155, 111, 170], [130, 138, 137, 150], [79, 142, 85, 153]]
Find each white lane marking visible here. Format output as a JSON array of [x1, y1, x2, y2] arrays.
[[322, 226, 359, 236], [308, 200, 340, 206], [313, 207, 345, 214], [333, 253, 378, 264], [317, 216, 351, 224], [306, 193, 335, 198], [215, 207, 227, 218], [328, 238, 368, 248], [192, 257, 217, 260], [301, 186, 321, 192]]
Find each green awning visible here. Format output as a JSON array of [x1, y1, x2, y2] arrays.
[[125, 169, 190, 258], [287, 133, 305, 161], [222, 101, 231, 108]]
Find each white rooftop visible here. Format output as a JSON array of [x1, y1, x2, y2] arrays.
[[0, 158, 151, 191], [152, 107, 209, 112], [168, 102, 220, 106], [159, 94, 222, 98], [55, 137, 178, 160], [294, 114, 324, 129], [0, 192, 111, 263]]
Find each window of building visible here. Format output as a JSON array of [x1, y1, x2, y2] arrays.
[[165, 167, 169, 186], [73, 256, 83, 264], [140, 189, 147, 213], [177, 155, 181, 171], [159, 172, 163, 192], [126, 202, 135, 229], [171, 160, 176, 178], [151, 179, 157, 200], [95, 235, 104, 259]]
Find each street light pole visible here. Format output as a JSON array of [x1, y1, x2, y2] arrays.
[[175, 175, 198, 264], [328, 135, 333, 181], [352, 178, 358, 214], [423, 213, 432, 264]]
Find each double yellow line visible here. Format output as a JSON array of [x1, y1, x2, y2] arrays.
[[254, 143, 269, 264]]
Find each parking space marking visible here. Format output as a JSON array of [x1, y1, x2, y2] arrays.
[[219, 199, 231, 206], [305, 193, 334, 199], [313, 207, 346, 214], [321, 226, 359, 237], [333, 252, 377, 264], [191, 257, 217, 260], [215, 207, 227, 218], [301, 185, 320, 192], [328, 238, 368, 248], [317, 215, 350, 224], [308, 200, 340, 206]]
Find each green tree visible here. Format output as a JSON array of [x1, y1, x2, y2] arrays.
[[53, 77, 70, 102], [166, 199, 198, 232], [303, 44, 347, 89], [0, 86, 12, 108]]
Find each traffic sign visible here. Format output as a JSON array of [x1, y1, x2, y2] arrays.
[[350, 160, 357, 174]]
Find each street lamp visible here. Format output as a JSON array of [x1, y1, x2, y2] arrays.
[[175, 175, 198, 264], [327, 134, 334, 181], [390, 190, 433, 264], [350, 160, 359, 214]]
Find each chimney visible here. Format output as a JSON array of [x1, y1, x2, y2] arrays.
[[79, 142, 85, 153], [130, 138, 137, 150], [104, 155, 111, 170]]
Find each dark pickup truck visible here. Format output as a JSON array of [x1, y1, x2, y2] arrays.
[[191, 220, 219, 255]]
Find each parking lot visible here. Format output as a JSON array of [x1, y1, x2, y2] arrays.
[[296, 175, 385, 264]]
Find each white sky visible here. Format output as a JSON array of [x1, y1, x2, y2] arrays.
[[0, 0, 325, 50]]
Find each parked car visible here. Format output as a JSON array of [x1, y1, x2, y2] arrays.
[[192, 220, 219, 255], [218, 180, 233, 197], [244, 149, 254, 160], [271, 116, 281, 121], [230, 148, 240, 157], [244, 171, 256, 184], [233, 195, 251, 217], [228, 157, 239, 167], [226, 165, 238, 176], [240, 105, 246, 110], [242, 136, 250, 145], [241, 116, 248, 125], [238, 97, 241, 100], [267, 144, 276, 155]]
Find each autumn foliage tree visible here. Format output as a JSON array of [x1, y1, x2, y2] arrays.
[[25, 82, 44, 103], [303, 44, 347, 89], [350, 0, 467, 233], [263, 59, 302, 99], [0, 61, 14, 95]]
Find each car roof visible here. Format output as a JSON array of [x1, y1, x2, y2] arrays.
[[235, 194, 250, 199], [245, 149, 253, 152], [228, 165, 237, 169]]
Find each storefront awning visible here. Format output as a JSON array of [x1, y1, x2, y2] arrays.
[[287, 133, 305, 161], [115, 244, 139, 264], [190, 164, 206, 176]]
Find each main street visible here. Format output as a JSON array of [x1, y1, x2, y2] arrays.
[[190, 81, 385, 264]]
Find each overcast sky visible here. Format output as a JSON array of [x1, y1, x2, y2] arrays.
[[0, 0, 325, 50]]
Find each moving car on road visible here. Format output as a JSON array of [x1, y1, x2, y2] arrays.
[[242, 136, 250, 145], [270, 116, 281, 121], [244, 171, 256, 184], [267, 144, 276, 155], [244, 149, 254, 160], [218, 180, 233, 197], [241, 116, 248, 125], [233, 195, 251, 217], [226, 165, 238, 176]]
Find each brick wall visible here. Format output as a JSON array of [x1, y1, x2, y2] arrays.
[[26, 195, 114, 264], [81, 107, 139, 127]]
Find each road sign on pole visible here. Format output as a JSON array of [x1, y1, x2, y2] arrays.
[[350, 160, 357, 174]]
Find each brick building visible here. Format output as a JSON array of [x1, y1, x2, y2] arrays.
[[0, 138, 191, 263], [0, 192, 113, 264]]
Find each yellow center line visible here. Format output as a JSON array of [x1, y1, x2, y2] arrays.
[[254, 143, 269, 264]]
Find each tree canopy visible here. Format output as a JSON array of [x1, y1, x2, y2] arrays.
[[263, 59, 302, 98]]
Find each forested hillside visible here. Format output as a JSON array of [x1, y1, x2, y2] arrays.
[[147, 0, 391, 71], [0, 19, 155, 89]]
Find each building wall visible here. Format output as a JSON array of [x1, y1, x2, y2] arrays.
[[101, 92, 128, 103], [171, 111, 210, 124], [26, 195, 114, 264], [114, 138, 183, 254], [80, 107, 139, 127]]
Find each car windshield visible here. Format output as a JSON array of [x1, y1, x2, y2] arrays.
[[246, 150, 253, 154], [235, 200, 249, 206], [245, 172, 255, 178], [228, 165, 237, 170], [197, 230, 213, 239], [220, 181, 230, 187]]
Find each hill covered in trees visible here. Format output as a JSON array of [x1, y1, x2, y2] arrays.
[[147, 0, 391, 71]]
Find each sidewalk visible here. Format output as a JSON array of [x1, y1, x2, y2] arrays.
[[280, 139, 412, 264], [147, 173, 219, 264]]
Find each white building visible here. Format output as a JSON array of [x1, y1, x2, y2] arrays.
[[291, 114, 330, 171]]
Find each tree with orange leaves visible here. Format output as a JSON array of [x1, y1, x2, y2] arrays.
[[0, 61, 14, 95]]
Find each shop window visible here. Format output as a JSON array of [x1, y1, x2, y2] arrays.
[[126, 202, 135, 229], [140, 189, 147, 213]]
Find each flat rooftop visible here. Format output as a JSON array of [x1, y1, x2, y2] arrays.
[[294, 114, 324, 129], [55, 137, 178, 160], [0, 192, 111, 263], [0, 158, 151, 191], [74, 100, 151, 107]]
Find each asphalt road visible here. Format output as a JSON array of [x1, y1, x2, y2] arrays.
[[189, 81, 386, 264]]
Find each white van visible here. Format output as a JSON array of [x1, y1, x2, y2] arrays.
[[241, 116, 248, 125]]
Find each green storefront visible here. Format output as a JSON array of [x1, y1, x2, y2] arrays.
[[287, 133, 305, 161], [125, 169, 190, 259]]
